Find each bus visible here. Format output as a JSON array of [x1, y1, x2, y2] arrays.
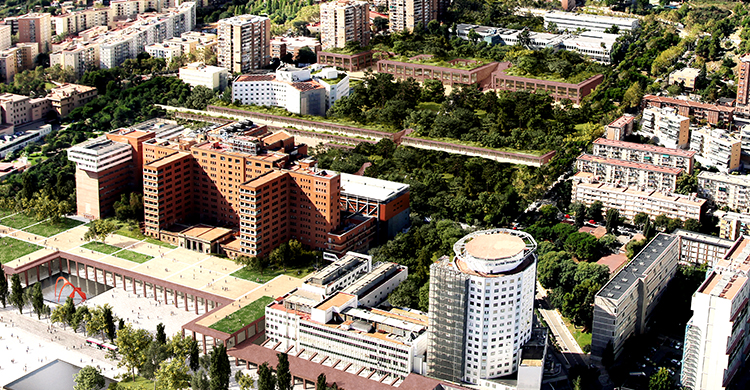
[[85, 338, 118, 352]]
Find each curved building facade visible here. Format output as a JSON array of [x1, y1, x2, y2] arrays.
[[426, 229, 537, 384]]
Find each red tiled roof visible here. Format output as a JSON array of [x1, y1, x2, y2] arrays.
[[643, 95, 735, 113], [607, 114, 635, 128], [593, 138, 696, 158], [597, 253, 628, 274]]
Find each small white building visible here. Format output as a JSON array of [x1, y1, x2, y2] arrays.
[[178, 62, 229, 91], [640, 106, 691, 149], [145, 42, 183, 61]]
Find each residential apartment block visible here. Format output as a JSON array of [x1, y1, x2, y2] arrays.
[[571, 172, 705, 222], [232, 66, 349, 116], [427, 229, 544, 387], [640, 106, 690, 149], [389, 0, 436, 33], [319, 0, 370, 49], [265, 252, 420, 379], [669, 67, 701, 90], [18, 13, 51, 53], [270, 36, 320, 60], [0, 93, 50, 125], [697, 171, 750, 213], [605, 114, 635, 140], [575, 153, 683, 192], [592, 138, 695, 174], [642, 95, 734, 126], [674, 229, 734, 267], [591, 233, 679, 358], [0, 44, 38, 83], [110, 0, 164, 18], [46, 83, 98, 117], [178, 62, 229, 91], [689, 127, 742, 172], [217, 14, 271, 73], [541, 10, 639, 33], [682, 236, 750, 390], [145, 42, 183, 60], [51, 7, 113, 37], [715, 210, 750, 240], [0, 25, 11, 51], [736, 54, 750, 115], [50, 42, 100, 79]]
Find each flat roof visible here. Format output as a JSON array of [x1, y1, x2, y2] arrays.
[[673, 229, 734, 248], [577, 153, 683, 175], [607, 114, 636, 128], [145, 151, 189, 168], [593, 138, 696, 158], [465, 232, 526, 260], [314, 292, 355, 312], [598, 233, 677, 301], [242, 170, 287, 188], [643, 95, 735, 113], [180, 225, 233, 242], [574, 178, 706, 207], [698, 171, 750, 187], [340, 173, 410, 203]]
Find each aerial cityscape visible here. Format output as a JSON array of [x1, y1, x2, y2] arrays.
[[0, 0, 747, 389]]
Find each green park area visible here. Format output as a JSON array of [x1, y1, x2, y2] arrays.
[[231, 265, 313, 284], [82, 241, 121, 255], [82, 241, 154, 264], [115, 224, 176, 249], [24, 218, 84, 237], [209, 296, 275, 334], [388, 55, 491, 70], [565, 318, 592, 351], [113, 250, 153, 264], [1, 213, 44, 230], [0, 236, 42, 264]]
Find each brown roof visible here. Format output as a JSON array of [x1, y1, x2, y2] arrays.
[[597, 253, 628, 274], [577, 153, 683, 175], [235, 74, 275, 82], [643, 94, 735, 113], [593, 138, 696, 158], [314, 292, 355, 311], [607, 114, 635, 128]]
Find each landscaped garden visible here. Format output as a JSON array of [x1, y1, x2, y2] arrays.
[[0, 236, 42, 264], [24, 217, 85, 237], [82, 241, 154, 263], [0, 213, 44, 229], [209, 296, 275, 334], [231, 265, 313, 284]]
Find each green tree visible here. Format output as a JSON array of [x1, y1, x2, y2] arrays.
[[74, 365, 105, 390], [141, 339, 170, 380], [683, 218, 701, 232], [188, 337, 200, 371], [277, 353, 291, 390], [586, 201, 603, 222], [316, 374, 326, 390], [185, 86, 216, 110], [236, 371, 255, 390], [115, 324, 153, 380], [649, 367, 676, 390], [0, 266, 8, 308], [626, 238, 649, 259], [103, 305, 116, 341], [154, 359, 191, 390], [83, 219, 118, 244], [31, 282, 44, 319], [675, 173, 697, 195], [71, 305, 90, 333], [257, 362, 276, 390], [654, 214, 670, 230], [633, 212, 649, 228], [605, 209, 620, 235], [208, 344, 230, 390], [191, 370, 209, 390], [564, 232, 600, 262], [9, 274, 24, 314]]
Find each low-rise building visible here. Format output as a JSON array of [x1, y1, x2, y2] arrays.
[[575, 153, 683, 192], [541, 10, 639, 33], [697, 171, 750, 213], [674, 229, 734, 266], [178, 62, 229, 91], [681, 236, 750, 390], [316, 50, 374, 71], [145, 42, 183, 60], [605, 114, 636, 140], [642, 95, 735, 126], [669, 67, 701, 90], [592, 138, 695, 174], [270, 36, 321, 60], [689, 127, 742, 172], [640, 106, 691, 149], [571, 172, 705, 222], [0, 124, 51, 158], [46, 83, 98, 118], [0, 93, 51, 125], [591, 233, 679, 358]]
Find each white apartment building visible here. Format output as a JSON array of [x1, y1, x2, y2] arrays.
[[179, 62, 228, 91], [689, 127, 742, 172], [674, 229, 734, 267], [739, 124, 750, 156], [50, 42, 100, 78], [575, 153, 683, 192], [110, 0, 164, 18], [310, 66, 349, 111], [0, 25, 11, 51], [51, 7, 113, 37], [641, 106, 691, 149], [592, 233, 679, 358], [541, 10, 639, 33], [217, 14, 271, 73], [265, 252, 421, 380], [682, 236, 750, 390], [592, 137, 696, 174], [320, 0, 370, 49], [67, 134, 134, 173], [232, 66, 348, 116], [572, 172, 706, 222], [697, 171, 750, 213], [145, 42, 182, 60], [427, 229, 540, 386], [389, 0, 435, 33]]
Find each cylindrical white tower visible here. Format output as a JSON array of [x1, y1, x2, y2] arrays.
[[427, 229, 537, 384]]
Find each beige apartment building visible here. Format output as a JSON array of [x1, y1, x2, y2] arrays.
[[0, 93, 51, 125], [18, 13, 51, 53], [674, 229, 734, 267], [51, 7, 113, 37], [669, 67, 700, 90], [571, 172, 705, 222], [320, 0, 370, 50], [217, 14, 271, 73], [0, 25, 11, 51], [50, 42, 100, 79], [110, 0, 163, 18], [641, 106, 691, 149], [592, 138, 696, 174], [389, 0, 437, 32], [605, 114, 635, 141], [575, 153, 683, 192], [698, 171, 750, 213], [46, 83, 98, 117]]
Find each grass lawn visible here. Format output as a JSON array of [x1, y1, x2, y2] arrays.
[[116, 226, 146, 240], [417, 102, 442, 112], [0, 208, 15, 219], [209, 296, 275, 334], [24, 217, 84, 237], [564, 317, 592, 351], [145, 237, 176, 249], [113, 250, 154, 264], [0, 237, 42, 264], [82, 241, 121, 255], [117, 376, 161, 389], [231, 265, 313, 284], [0, 213, 44, 229]]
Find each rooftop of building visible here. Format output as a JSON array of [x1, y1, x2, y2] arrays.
[[341, 261, 405, 297], [314, 292, 355, 311], [716, 236, 750, 275], [593, 138, 696, 158], [697, 171, 750, 186], [218, 14, 269, 25], [306, 252, 370, 287], [607, 114, 636, 128], [577, 153, 683, 175], [597, 233, 677, 301], [271, 36, 320, 47], [573, 173, 707, 207], [452, 229, 537, 276], [46, 83, 97, 100], [241, 170, 288, 188], [643, 95, 735, 113], [381, 54, 495, 71], [597, 253, 628, 274], [465, 232, 527, 260], [673, 229, 735, 248], [699, 271, 747, 300], [671, 67, 701, 78], [339, 173, 410, 203], [179, 224, 233, 243], [542, 10, 639, 24], [180, 62, 227, 73], [69, 135, 131, 155], [145, 151, 190, 168]]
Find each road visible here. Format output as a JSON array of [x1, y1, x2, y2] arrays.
[[536, 282, 588, 368]]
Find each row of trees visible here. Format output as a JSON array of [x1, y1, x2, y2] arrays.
[[50, 300, 118, 340], [0, 267, 50, 319]]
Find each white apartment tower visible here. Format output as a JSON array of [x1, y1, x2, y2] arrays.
[[319, 0, 370, 50], [427, 229, 539, 385], [682, 235, 750, 390], [217, 14, 271, 73]]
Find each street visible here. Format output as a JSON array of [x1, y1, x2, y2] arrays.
[[536, 282, 588, 368]]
